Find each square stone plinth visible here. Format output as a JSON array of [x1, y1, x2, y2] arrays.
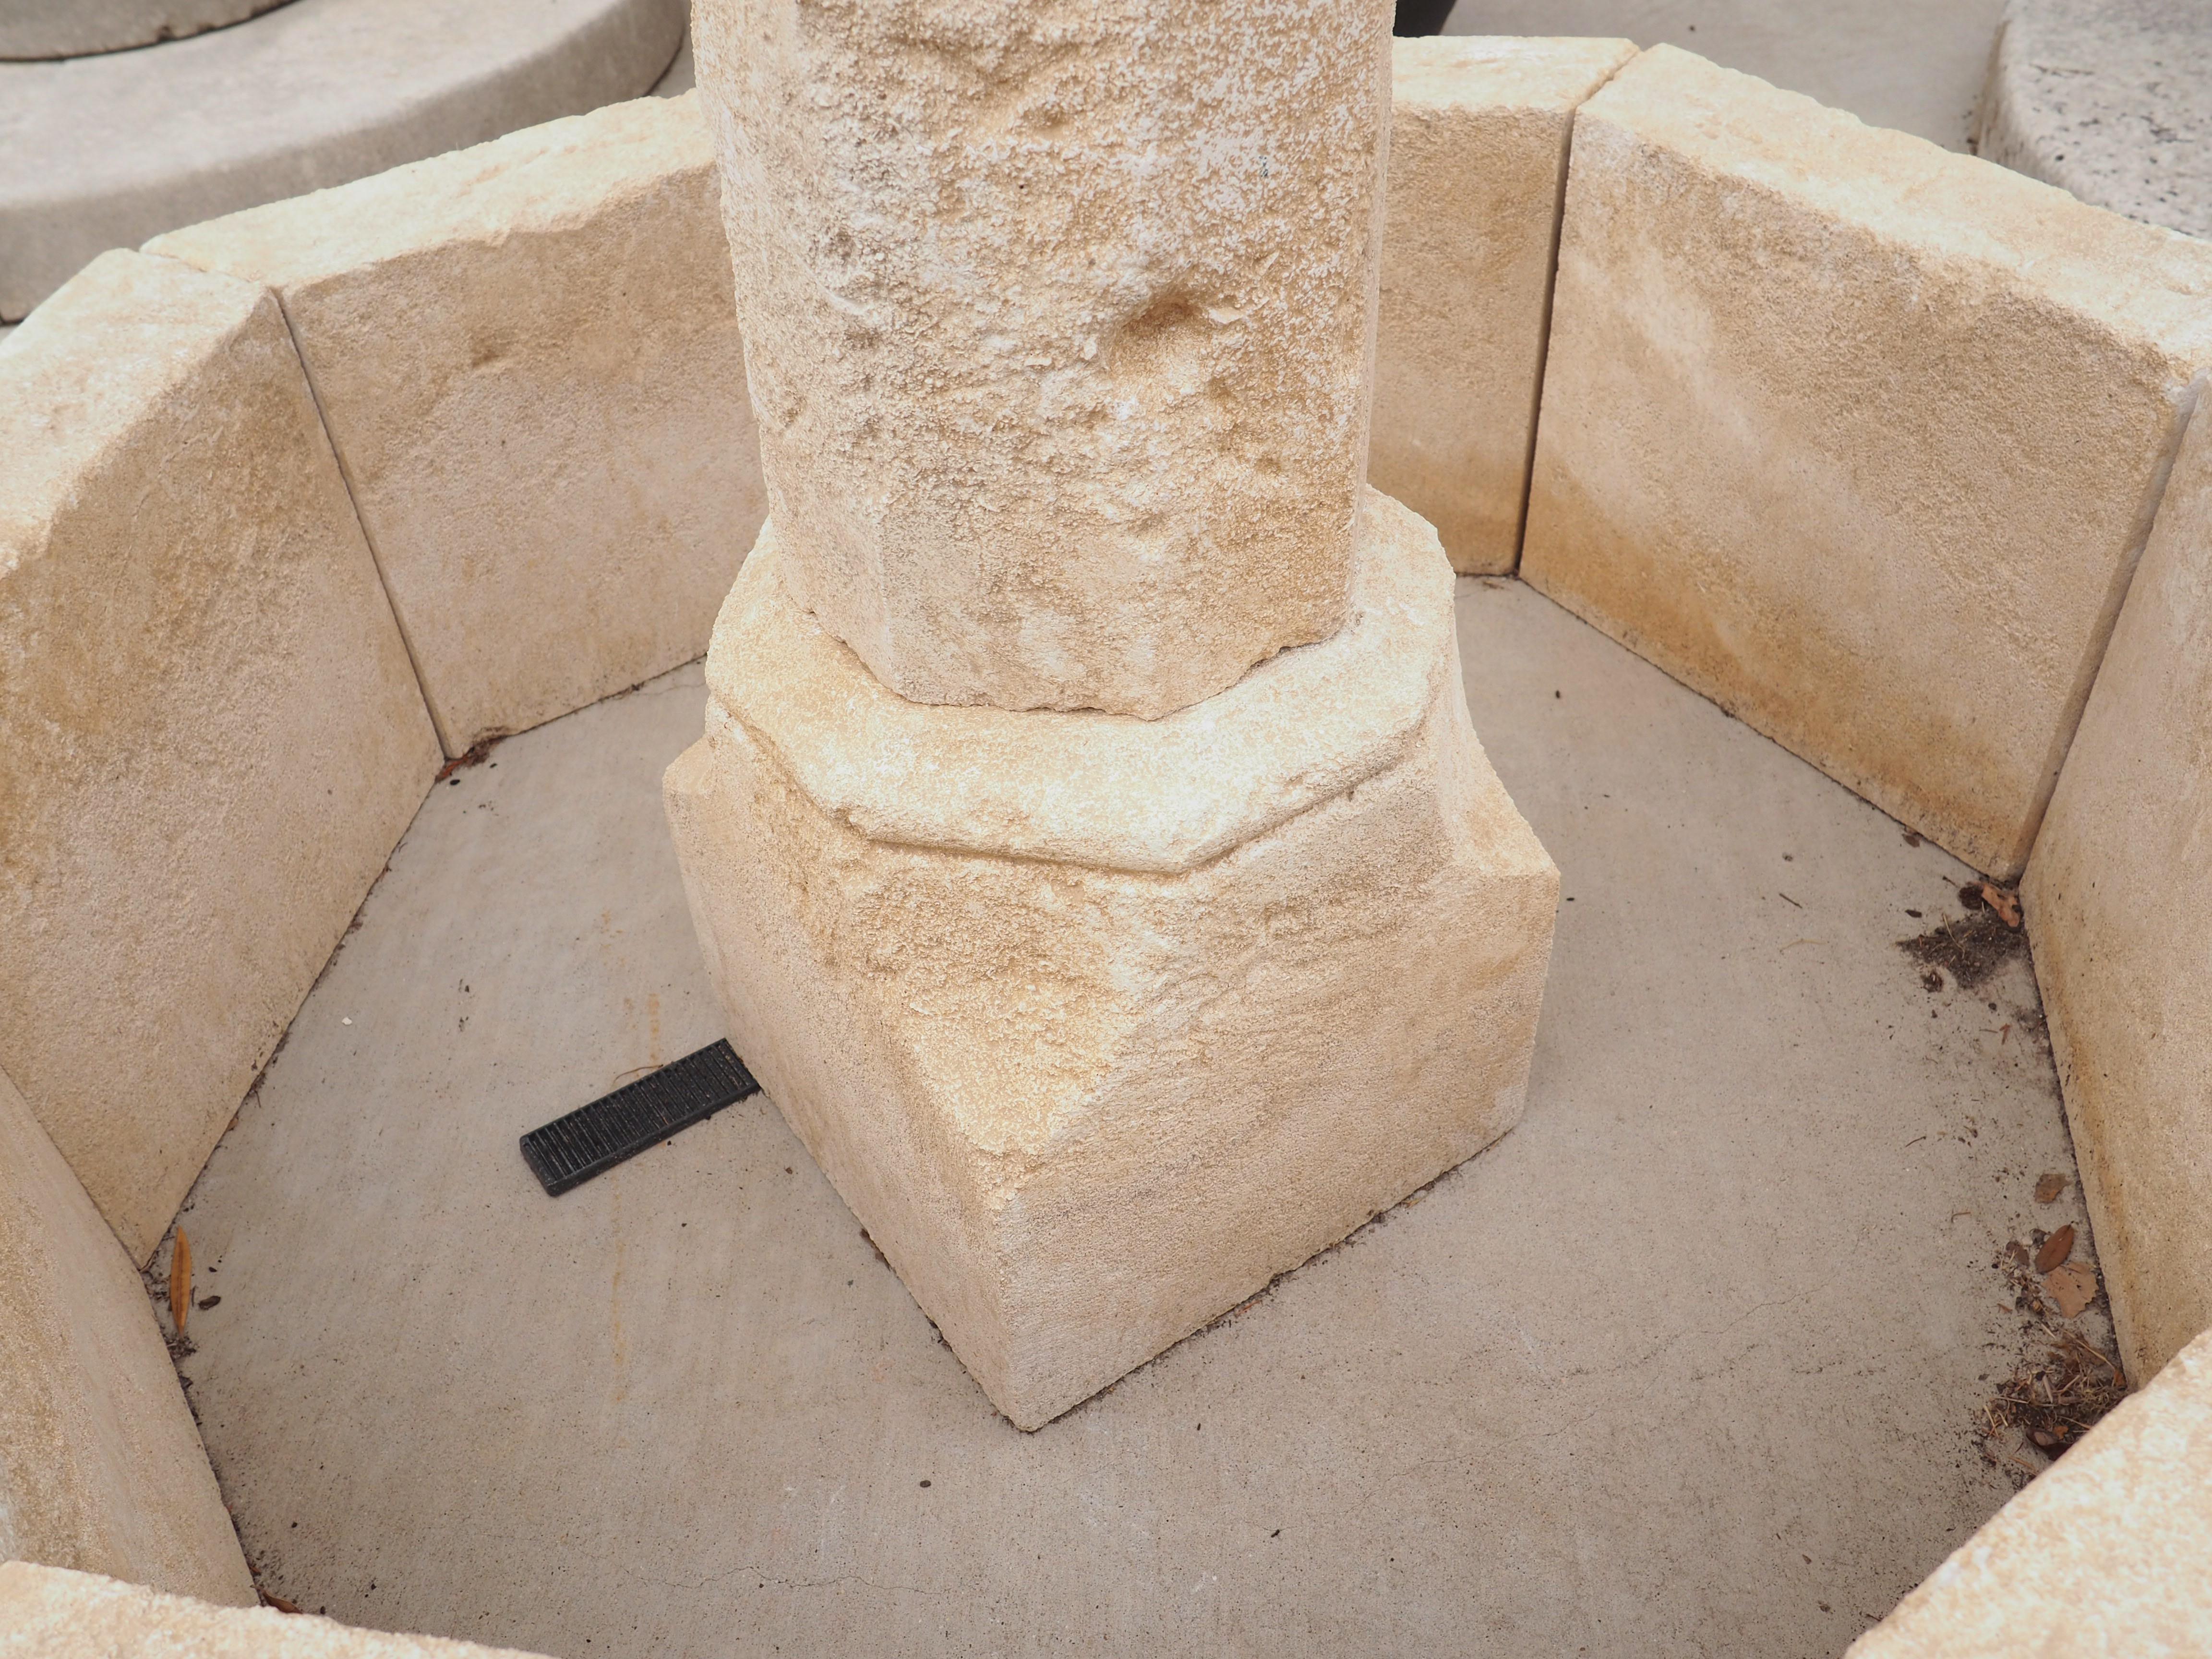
[[0, 251, 440, 1262], [1372, 36, 1634, 575], [1523, 45, 2212, 879], [666, 491, 1557, 1428], [149, 94, 762, 758]]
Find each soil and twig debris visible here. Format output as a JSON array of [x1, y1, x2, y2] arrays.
[[1898, 893, 2028, 991], [1983, 1330, 2127, 1477]]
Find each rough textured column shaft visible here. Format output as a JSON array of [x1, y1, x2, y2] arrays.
[[693, 0, 1393, 718]]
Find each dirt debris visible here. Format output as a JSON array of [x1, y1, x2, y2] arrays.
[[1899, 905, 2030, 991]]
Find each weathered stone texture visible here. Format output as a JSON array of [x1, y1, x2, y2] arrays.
[[0, 1069, 254, 1607], [1847, 1326, 2212, 1657], [1372, 36, 1634, 575], [149, 92, 762, 757], [1522, 45, 2212, 879], [0, 250, 440, 1262], [667, 491, 1558, 1428], [2021, 396, 2212, 1387], [692, 0, 1394, 719], [0, 1562, 551, 1659]]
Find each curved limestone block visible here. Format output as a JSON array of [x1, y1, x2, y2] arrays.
[[0, 0, 291, 60], [666, 490, 1559, 1428], [0, 1070, 254, 1606], [693, 0, 1393, 719]]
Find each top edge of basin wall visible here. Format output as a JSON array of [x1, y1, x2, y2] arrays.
[[692, 0, 1395, 721]]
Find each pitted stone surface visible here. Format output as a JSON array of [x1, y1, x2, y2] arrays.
[[2023, 395, 2212, 1387], [714, 492, 1443, 874], [0, 1563, 549, 1659], [1372, 35, 1635, 575], [1523, 45, 2212, 880], [0, 250, 440, 1262], [0, 1071, 253, 1607], [1976, 0, 2212, 241], [693, 0, 1393, 718], [668, 493, 1557, 1428], [1848, 1328, 2212, 1657], [151, 94, 763, 757]]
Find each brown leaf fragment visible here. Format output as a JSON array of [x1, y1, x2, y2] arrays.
[[2035, 1173, 2067, 1204], [2045, 1262, 2097, 1318], [261, 1592, 302, 1615], [1979, 882, 2022, 928], [168, 1229, 191, 1335], [2035, 1225, 2076, 1274]]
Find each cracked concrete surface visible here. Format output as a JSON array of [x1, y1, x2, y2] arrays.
[[166, 578, 2105, 1657]]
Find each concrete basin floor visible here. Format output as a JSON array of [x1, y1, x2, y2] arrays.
[[168, 577, 2106, 1657]]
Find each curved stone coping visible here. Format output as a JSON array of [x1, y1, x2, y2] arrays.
[[1977, 0, 2212, 241], [709, 489, 1454, 876], [0, 0, 293, 60], [0, 0, 685, 320]]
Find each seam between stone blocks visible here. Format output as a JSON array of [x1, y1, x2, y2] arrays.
[[1508, 47, 1642, 577]]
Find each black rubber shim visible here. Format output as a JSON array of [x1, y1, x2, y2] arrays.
[[520, 1039, 759, 1196]]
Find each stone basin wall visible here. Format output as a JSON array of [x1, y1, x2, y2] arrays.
[[2, 40, 2209, 1653]]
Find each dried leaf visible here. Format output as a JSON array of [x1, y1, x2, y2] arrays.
[[2034, 1225, 2076, 1274], [262, 1593, 302, 1615], [1979, 882, 2022, 928], [168, 1229, 192, 1335], [2045, 1262, 2097, 1318], [2034, 1173, 2068, 1204]]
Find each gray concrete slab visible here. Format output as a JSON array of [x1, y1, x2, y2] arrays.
[[169, 579, 2108, 1657], [1444, 0, 2008, 149]]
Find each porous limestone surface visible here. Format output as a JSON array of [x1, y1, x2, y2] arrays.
[[0, 1563, 549, 1659], [0, 250, 441, 1263], [1977, 0, 2212, 241], [169, 582, 2090, 1656], [2021, 397, 2212, 1386], [150, 94, 763, 758], [668, 492, 1559, 1427], [0, 0, 288, 60], [1848, 1328, 2212, 1658], [1371, 35, 1634, 575], [693, 0, 1394, 719], [0, 0, 685, 323], [0, 1070, 253, 1606], [1523, 44, 2212, 882]]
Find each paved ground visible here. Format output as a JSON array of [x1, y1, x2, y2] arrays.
[[169, 578, 2107, 1658], [1444, 0, 2006, 148]]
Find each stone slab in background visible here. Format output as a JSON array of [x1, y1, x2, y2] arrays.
[[152, 94, 760, 758], [1977, 0, 2212, 241], [0, 0, 685, 322], [668, 493, 1557, 1429], [2021, 395, 2212, 1387], [1372, 35, 1635, 575], [0, 1069, 253, 1607], [1846, 1328, 2212, 1656], [1523, 45, 2212, 880], [0, 250, 441, 1263], [0, 0, 290, 60], [0, 1563, 550, 1659]]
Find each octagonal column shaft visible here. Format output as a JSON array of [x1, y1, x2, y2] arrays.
[[693, 0, 1395, 719]]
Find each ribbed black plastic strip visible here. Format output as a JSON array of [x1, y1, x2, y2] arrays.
[[520, 1039, 759, 1196]]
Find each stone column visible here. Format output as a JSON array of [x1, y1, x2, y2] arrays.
[[673, 0, 1559, 1429]]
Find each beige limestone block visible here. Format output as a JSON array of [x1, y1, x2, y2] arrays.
[[1847, 1326, 2212, 1657], [0, 1562, 551, 1659], [692, 0, 1394, 720], [0, 250, 440, 1263], [666, 490, 1559, 1429], [1372, 36, 1634, 576], [148, 92, 762, 757], [2021, 395, 2212, 1386], [1521, 44, 2212, 880], [0, 1069, 254, 1607]]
